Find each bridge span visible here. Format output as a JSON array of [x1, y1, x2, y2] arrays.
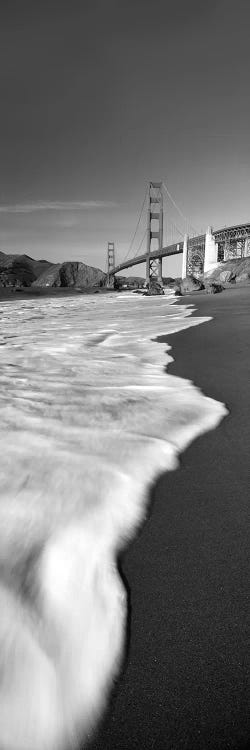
[[111, 241, 184, 276]]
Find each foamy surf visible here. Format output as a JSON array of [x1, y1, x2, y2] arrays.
[[0, 292, 227, 750]]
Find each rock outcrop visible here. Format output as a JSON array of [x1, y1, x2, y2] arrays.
[[218, 269, 236, 284], [143, 280, 165, 296], [174, 275, 204, 295], [205, 282, 224, 294], [173, 257, 250, 297], [205, 256, 250, 286], [33, 261, 106, 288]]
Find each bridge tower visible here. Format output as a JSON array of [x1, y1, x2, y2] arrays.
[[146, 182, 163, 287], [106, 242, 115, 287]]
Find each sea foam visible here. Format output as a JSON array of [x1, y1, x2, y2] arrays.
[[0, 292, 227, 749]]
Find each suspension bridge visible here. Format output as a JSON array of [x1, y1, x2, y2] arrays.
[[105, 182, 250, 287]]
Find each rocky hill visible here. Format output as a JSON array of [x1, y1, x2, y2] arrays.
[[0, 251, 53, 288], [0, 251, 106, 289], [33, 261, 106, 288]]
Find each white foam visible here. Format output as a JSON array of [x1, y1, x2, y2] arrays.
[[0, 292, 227, 749]]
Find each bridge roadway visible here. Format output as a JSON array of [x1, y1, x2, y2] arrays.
[[111, 241, 184, 276]]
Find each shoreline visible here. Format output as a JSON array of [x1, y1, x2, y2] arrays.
[[0, 286, 113, 301], [89, 285, 249, 750], [0, 279, 249, 304]]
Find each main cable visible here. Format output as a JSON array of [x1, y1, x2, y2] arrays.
[[132, 228, 147, 258], [122, 185, 148, 263]]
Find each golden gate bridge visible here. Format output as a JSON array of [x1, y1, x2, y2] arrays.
[[105, 182, 250, 287]]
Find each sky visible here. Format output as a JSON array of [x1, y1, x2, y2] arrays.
[[1, 0, 250, 277]]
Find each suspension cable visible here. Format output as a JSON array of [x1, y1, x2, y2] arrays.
[[162, 182, 197, 236], [170, 219, 185, 239], [122, 185, 148, 263], [164, 216, 185, 243], [132, 228, 147, 258]]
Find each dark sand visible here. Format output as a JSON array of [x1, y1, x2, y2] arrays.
[[89, 286, 250, 750]]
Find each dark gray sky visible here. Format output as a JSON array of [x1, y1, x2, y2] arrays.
[[1, 0, 250, 275]]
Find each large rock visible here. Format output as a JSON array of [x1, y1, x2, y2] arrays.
[[205, 282, 224, 294], [143, 281, 164, 296], [179, 275, 204, 295], [218, 269, 236, 283]]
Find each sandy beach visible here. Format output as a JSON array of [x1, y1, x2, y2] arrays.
[[88, 286, 250, 750]]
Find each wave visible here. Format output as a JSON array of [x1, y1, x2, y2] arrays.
[[0, 292, 227, 750]]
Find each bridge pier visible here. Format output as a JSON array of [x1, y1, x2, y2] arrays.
[[181, 234, 188, 279], [158, 257, 163, 284], [145, 256, 150, 286], [204, 227, 218, 274], [244, 237, 250, 257]]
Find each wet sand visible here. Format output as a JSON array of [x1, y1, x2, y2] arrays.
[[88, 286, 250, 750]]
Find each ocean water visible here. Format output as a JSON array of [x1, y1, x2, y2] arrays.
[[0, 292, 227, 750]]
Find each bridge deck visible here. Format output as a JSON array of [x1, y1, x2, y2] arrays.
[[112, 241, 184, 275]]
